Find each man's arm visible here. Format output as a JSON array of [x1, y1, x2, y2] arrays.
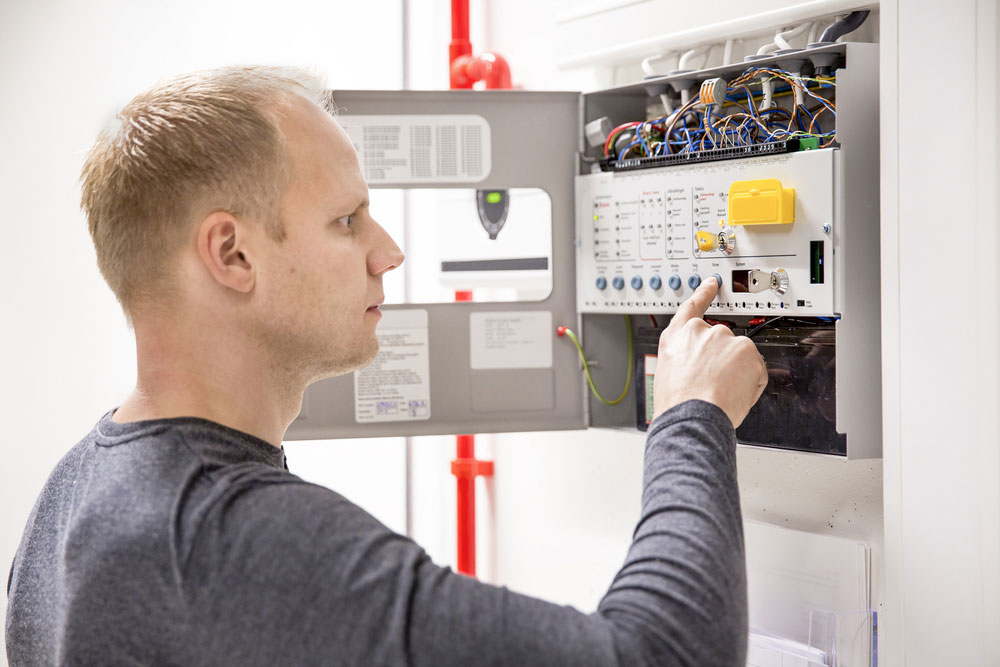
[[598, 399, 745, 666], [183, 279, 764, 667], [182, 403, 739, 667]]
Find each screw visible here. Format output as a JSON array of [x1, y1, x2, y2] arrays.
[[822, 224, 831, 234]]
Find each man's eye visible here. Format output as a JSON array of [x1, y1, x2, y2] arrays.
[[336, 215, 354, 228]]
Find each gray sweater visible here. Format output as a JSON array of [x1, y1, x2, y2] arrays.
[[5, 400, 746, 666]]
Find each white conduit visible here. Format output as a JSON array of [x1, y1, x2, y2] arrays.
[[557, 0, 872, 69]]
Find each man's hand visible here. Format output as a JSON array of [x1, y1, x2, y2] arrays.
[[653, 277, 768, 428]]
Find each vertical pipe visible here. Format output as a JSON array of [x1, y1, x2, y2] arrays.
[[453, 289, 476, 575], [450, 0, 473, 88], [455, 434, 476, 576]]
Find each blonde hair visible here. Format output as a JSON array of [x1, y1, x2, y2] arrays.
[[81, 66, 326, 312]]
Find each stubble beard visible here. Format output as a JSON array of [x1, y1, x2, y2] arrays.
[[303, 328, 380, 384]]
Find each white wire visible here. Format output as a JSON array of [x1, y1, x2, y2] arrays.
[[678, 45, 711, 70], [774, 21, 814, 51], [658, 93, 673, 116], [640, 52, 674, 77], [756, 41, 779, 56]]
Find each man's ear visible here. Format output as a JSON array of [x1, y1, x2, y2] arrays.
[[196, 211, 255, 294]]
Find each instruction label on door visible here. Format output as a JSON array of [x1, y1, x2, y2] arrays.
[[469, 311, 553, 370], [354, 309, 431, 423], [339, 114, 491, 184]]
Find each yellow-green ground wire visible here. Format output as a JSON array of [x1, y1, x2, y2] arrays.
[[561, 315, 633, 406]]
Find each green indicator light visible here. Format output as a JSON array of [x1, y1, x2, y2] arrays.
[[486, 192, 502, 204], [593, 215, 599, 221]]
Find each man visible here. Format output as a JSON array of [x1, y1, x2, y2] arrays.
[[6, 67, 767, 666]]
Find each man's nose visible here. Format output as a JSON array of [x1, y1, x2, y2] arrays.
[[368, 221, 404, 276]]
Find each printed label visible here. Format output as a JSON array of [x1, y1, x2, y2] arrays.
[[339, 114, 491, 184], [354, 310, 431, 423], [644, 354, 657, 424], [469, 311, 553, 370]]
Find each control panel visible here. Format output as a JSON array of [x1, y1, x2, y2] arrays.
[[576, 148, 838, 317]]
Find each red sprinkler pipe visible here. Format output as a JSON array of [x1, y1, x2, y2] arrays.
[[451, 51, 513, 90], [448, 0, 513, 90], [449, 0, 509, 580], [451, 290, 494, 577], [449, 0, 473, 89]]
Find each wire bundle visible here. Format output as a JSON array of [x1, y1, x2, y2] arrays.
[[604, 67, 837, 162]]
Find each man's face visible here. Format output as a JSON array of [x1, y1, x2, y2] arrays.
[[253, 96, 403, 381]]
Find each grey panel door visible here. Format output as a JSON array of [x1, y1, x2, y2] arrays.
[[287, 90, 585, 440]]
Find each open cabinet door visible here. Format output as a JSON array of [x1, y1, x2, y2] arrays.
[[287, 90, 586, 440]]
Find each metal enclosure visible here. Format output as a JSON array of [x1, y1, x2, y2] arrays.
[[578, 43, 881, 458], [289, 43, 881, 458]]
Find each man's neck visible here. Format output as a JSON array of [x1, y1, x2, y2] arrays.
[[112, 314, 303, 448]]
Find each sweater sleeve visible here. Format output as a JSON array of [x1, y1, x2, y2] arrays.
[[596, 399, 747, 666], [183, 400, 745, 667]]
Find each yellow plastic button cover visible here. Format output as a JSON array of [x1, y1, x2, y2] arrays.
[[696, 230, 718, 251], [728, 178, 795, 225]]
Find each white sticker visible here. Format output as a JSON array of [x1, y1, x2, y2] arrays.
[[469, 311, 553, 370], [354, 309, 431, 423], [338, 114, 492, 184]]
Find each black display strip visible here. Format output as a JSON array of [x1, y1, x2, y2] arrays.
[[440, 257, 549, 272], [602, 139, 804, 173], [810, 240, 825, 284]]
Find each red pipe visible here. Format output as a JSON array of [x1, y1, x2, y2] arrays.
[[451, 290, 493, 577], [450, 0, 508, 580], [449, 0, 473, 89], [454, 434, 477, 575], [451, 52, 513, 90], [448, 0, 513, 90]]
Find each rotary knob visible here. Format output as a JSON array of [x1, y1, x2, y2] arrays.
[[649, 275, 663, 290], [631, 276, 643, 290], [595, 276, 607, 291], [688, 274, 702, 289], [612, 276, 625, 290], [668, 274, 682, 290]]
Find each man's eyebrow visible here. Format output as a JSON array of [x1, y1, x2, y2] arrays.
[[346, 197, 369, 213], [330, 198, 368, 218]]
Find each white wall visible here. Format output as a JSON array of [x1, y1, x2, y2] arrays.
[[0, 2, 405, 662], [880, 0, 1000, 664]]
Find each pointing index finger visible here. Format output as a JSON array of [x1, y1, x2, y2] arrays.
[[669, 276, 720, 329]]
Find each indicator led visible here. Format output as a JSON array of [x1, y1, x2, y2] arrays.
[[486, 192, 502, 204]]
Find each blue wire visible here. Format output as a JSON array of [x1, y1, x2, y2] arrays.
[[617, 139, 643, 161]]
